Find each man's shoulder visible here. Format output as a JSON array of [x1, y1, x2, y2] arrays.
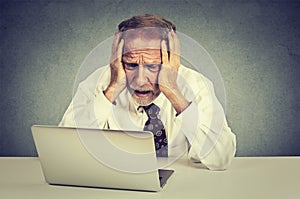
[[178, 65, 211, 85], [177, 64, 215, 99], [77, 65, 110, 92], [82, 65, 110, 83], [84, 65, 110, 82]]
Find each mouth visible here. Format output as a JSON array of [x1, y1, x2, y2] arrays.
[[133, 90, 152, 97]]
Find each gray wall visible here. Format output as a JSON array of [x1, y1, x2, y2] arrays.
[[1, 0, 299, 156]]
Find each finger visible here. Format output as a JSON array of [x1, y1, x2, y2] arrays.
[[110, 30, 121, 62], [168, 31, 175, 54], [116, 39, 124, 63], [169, 31, 180, 65], [161, 40, 169, 65], [172, 30, 180, 55]]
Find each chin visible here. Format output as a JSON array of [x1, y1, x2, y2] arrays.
[[133, 95, 153, 106]]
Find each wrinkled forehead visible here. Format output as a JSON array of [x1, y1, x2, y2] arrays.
[[122, 48, 162, 63], [122, 27, 168, 53], [123, 37, 161, 53]]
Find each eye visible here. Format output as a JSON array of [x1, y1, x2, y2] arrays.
[[124, 62, 138, 70], [145, 64, 161, 72]]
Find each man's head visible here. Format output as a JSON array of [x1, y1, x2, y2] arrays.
[[118, 14, 176, 106]]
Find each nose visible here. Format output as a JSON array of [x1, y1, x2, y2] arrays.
[[135, 65, 148, 87]]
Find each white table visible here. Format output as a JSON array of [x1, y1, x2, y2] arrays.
[[0, 157, 299, 199]]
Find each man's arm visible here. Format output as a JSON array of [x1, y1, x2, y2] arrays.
[[159, 30, 190, 114], [59, 66, 114, 128], [169, 70, 236, 170], [104, 31, 126, 103], [173, 74, 236, 170], [159, 31, 236, 170], [60, 31, 126, 128]]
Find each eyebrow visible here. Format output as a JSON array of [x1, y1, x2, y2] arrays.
[[123, 61, 161, 66], [122, 54, 161, 63], [122, 61, 138, 65]]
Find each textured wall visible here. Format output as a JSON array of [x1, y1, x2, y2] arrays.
[[1, 0, 299, 156]]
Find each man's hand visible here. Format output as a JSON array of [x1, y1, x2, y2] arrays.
[[104, 31, 126, 103], [159, 30, 190, 114]]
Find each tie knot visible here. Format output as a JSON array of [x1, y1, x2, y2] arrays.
[[143, 103, 160, 118]]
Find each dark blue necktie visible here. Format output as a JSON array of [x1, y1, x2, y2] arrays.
[[143, 103, 168, 157]]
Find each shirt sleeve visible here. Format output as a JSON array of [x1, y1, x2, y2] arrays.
[[174, 77, 236, 171], [59, 66, 114, 128]]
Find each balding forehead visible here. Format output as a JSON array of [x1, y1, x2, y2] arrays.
[[123, 37, 161, 55], [122, 27, 166, 40]]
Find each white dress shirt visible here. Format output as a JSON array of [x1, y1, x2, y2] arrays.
[[59, 65, 236, 170]]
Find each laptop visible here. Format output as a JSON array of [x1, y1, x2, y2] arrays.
[[31, 125, 174, 192]]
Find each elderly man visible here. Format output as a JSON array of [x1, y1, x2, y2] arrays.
[[59, 14, 236, 170]]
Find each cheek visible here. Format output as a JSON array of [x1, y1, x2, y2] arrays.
[[148, 73, 159, 84], [125, 70, 158, 83], [124, 71, 134, 83]]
